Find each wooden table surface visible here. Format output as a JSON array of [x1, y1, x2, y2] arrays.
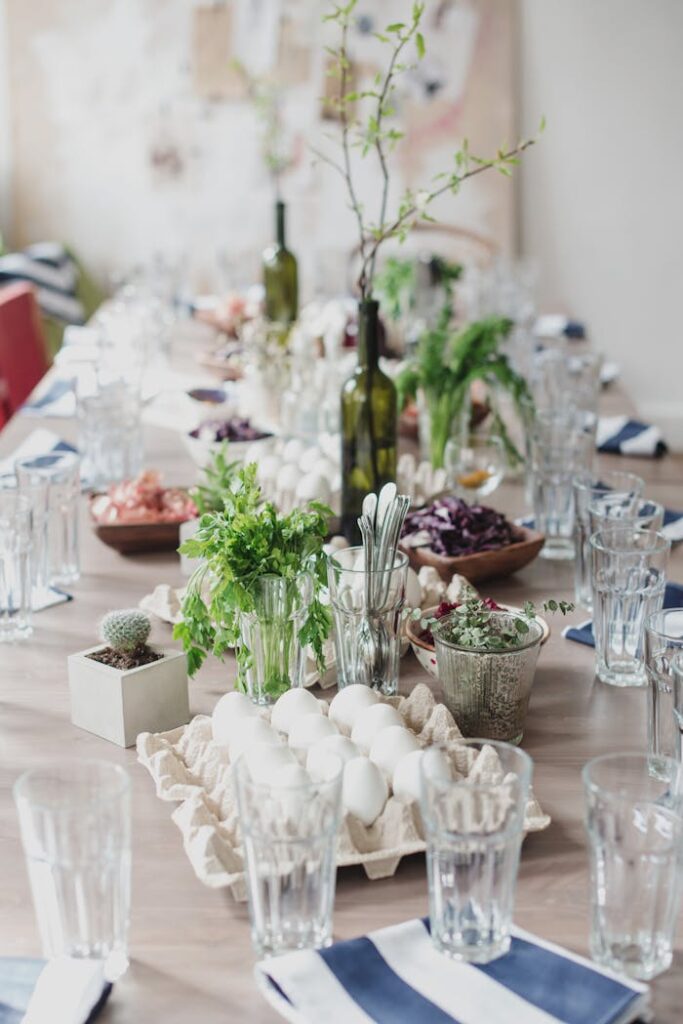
[[1, 325, 682, 1022]]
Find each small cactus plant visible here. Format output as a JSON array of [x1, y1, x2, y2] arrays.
[[100, 609, 151, 655]]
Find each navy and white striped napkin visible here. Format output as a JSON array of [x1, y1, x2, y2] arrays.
[[517, 507, 683, 545], [597, 416, 667, 458], [21, 378, 76, 419], [0, 956, 111, 1024], [0, 244, 85, 325], [0, 429, 77, 478], [565, 581, 683, 646], [255, 918, 649, 1024]]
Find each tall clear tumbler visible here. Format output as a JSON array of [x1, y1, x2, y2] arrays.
[[327, 547, 408, 695], [0, 492, 32, 641], [572, 471, 644, 610], [78, 382, 143, 489], [583, 753, 683, 980], [645, 609, 683, 763], [15, 452, 81, 586], [14, 761, 131, 981], [234, 754, 343, 958], [590, 526, 670, 687], [419, 740, 532, 963]]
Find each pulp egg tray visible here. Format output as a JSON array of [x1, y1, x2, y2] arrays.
[[137, 683, 550, 901]]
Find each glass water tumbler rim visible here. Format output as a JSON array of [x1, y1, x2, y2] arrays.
[[588, 524, 670, 557], [15, 451, 80, 474], [582, 752, 683, 800], [13, 759, 131, 810], [421, 739, 533, 795], [644, 607, 683, 641], [433, 610, 544, 655], [327, 546, 409, 576], [573, 470, 645, 494]]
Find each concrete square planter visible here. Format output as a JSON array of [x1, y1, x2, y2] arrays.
[[68, 645, 190, 747]]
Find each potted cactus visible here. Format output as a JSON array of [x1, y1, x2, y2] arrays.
[[68, 609, 189, 747]]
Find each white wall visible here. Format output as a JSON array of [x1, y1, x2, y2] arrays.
[[519, 0, 683, 449], [0, 0, 12, 242]]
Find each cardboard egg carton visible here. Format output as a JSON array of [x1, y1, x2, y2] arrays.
[[137, 683, 550, 901]]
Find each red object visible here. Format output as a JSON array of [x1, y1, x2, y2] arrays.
[[0, 282, 49, 421]]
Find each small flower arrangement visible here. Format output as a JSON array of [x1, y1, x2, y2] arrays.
[[417, 597, 574, 652]]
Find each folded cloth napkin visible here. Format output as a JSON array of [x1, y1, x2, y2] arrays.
[[565, 581, 683, 646], [0, 957, 110, 1024], [256, 918, 649, 1024], [21, 379, 76, 419], [0, 429, 77, 478], [518, 507, 683, 545], [597, 416, 667, 457]]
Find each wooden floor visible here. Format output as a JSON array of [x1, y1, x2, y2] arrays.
[[1, 329, 682, 1022]]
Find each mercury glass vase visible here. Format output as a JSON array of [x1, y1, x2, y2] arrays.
[[433, 611, 544, 744]]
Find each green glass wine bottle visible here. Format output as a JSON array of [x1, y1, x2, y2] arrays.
[[262, 200, 298, 325], [341, 299, 397, 542]]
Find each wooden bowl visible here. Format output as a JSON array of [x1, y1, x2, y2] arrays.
[[90, 498, 196, 555], [400, 525, 545, 584], [406, 603, 551, 679]]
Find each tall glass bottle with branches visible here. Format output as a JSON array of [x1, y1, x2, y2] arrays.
[[319, 1, 539, 539]]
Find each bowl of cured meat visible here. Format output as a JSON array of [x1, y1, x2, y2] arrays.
[[89, 471, 198, 554], [400, 496, 545, 583]]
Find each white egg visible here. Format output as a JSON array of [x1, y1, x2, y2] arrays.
[[244, 441, 268, 465], [306, 735, 360, 780], [392, 747, 451, 803], [318, 432, 340, 463], [369, 726, 421, 783], [351, 703, 404, 753], [405, 567, 422, 609], [271, 687, 322, 735], [342, 757, 388, 826], [229, 718, 280, 763], [288, 714, 339, 761], [296, 472, 332, 504], [298, 446, 322, 474], [211, 691, 258, 747], [245, 742, 297, 784], [329, 684, 380, 735], [282, 438, 306, 464], [275, 462, 300, 492]]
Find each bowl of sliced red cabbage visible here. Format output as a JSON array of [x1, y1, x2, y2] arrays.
[[400, 496, 545, 583], [183, 417, 274, 468]]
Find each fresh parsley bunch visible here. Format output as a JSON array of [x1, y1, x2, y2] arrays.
[[190, 443, 240, 515], [423, 597, 573, 652], [174, 464, 332, 694]]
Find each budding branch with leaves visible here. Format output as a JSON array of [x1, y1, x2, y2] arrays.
[[318, 0, 543, 301]]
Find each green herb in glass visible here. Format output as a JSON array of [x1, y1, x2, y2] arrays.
[[174, 465, 332, 700], [418, 597, 574, 651], [189, 443, 240, 515], [262, 200, 298, 325]]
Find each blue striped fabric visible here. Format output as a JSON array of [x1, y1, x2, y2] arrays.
[[257, 917, 648, 1024], [596, 416, 667, 457], [564, 581, 683, 646], [0, 245, 85, 324]]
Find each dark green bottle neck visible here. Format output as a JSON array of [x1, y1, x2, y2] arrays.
[[357, 299, 379, 369], [275, 200, 286, 248]]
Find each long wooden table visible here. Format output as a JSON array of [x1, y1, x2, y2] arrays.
[[1, 326, 682, 1022]]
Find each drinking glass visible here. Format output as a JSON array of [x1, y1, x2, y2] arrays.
[[583, 753, 683, 980], [233, 753, 343, 958], [15, 452, 81, 586], [327, 547, 408, 695], [589, 496, 665, 537], [590, 526, 670, 687], [78, 382, 143, 489], [673, 652, 683, 761], [444, 435, 505, 500], [0, 492, 32, 641], [419, 740, 532, 963], [645, 609, 683, 763], [573, 471, 645, 610], [14, 465, 50, 606], [14, 761, 131, 981]]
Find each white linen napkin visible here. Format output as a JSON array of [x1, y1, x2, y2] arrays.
[[21, 957, 109, 1024]]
